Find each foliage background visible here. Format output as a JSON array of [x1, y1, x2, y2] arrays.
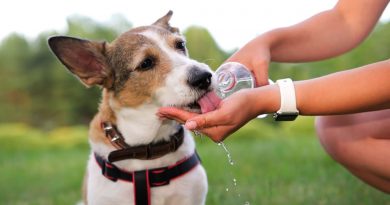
[[0, 15, 389, 204]]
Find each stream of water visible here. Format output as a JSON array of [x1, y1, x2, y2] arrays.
[[193, 131, 250, 205], [218, 142, 250, 205]]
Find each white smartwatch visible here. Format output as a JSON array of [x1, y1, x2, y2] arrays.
[[273, 78, 299, 121]]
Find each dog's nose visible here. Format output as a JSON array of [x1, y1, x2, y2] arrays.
[[188, 67, 212, 90]]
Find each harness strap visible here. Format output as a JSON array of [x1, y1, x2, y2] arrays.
[[94, 152, 201, 205], [134, 170, 150, 205]]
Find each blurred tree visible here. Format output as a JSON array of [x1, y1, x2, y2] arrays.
[[184, 26, 230, 70], [0, 34, 32, 122], [0, 15, 130, 128], [66, 14, 132, 41]]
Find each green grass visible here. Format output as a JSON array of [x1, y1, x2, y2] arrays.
[[0, 120, 389, 205]]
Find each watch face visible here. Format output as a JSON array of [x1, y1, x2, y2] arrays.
[[273, 113, 298, 121]]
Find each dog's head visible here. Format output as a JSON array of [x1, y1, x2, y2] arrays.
[[48, 11, 213, 113]]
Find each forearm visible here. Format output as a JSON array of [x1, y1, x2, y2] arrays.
[[295, 60, 390, 115], [259, 0, 388, 62], [252, 59, 390, 116]]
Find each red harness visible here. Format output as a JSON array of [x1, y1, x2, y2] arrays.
[[94, 152, 201, 205]]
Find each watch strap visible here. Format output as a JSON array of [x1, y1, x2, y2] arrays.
[[274, 78, 299, 121]]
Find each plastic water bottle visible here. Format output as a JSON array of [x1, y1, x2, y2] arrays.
[[215, 62, 270, 118], [215, 62, 256, 99]]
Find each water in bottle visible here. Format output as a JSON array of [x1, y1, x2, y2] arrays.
[[197, 62, 263, 115], [214, 62, 255, 99]]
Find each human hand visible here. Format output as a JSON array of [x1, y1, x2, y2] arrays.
[[226, 36, 272, 87], [158, 89, 262, 142]]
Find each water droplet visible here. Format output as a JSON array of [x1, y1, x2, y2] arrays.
[[193, 130, 204, 141], [219, 142, 235, 166], [217, 142, 250, 204]]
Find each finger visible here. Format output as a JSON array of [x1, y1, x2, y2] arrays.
[[158, 107, 198, 123], [252, 60, 269, 87], [185, 109, 228, 130], [253, 69, 269, 87], [225, 59, 268, 87]]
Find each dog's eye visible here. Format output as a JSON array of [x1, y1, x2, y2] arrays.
[[175, 41, 186, 51], [138, 57, 155, 71]]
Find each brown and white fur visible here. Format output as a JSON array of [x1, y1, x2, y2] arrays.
[[48, 11, 210, 205]]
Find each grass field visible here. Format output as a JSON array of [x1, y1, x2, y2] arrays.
[[0, 119, 389, 205]]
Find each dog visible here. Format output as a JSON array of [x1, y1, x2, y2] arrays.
[[48, 11, 211, 205]]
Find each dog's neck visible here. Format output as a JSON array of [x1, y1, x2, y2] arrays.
[[99, 90, 179, 146], [87, 90, 196, 171], [113, 104, 178, 146]]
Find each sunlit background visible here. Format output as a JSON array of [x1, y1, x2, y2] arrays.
[[1, 0, 390, 204]]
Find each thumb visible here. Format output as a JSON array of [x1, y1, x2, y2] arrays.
[[252, 59, 270, 87]]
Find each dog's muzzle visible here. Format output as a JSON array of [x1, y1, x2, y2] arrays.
[[187, 66, 212, 90]]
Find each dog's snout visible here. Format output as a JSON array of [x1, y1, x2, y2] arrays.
[[188, 67, 212, 90]]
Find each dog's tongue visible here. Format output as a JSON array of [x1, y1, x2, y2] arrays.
[[197, 91, 222, 113]]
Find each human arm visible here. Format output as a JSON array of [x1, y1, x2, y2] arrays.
[[294, 60, 390, 114], [228, 0, 389, 86], [158, 59, 390, 142]]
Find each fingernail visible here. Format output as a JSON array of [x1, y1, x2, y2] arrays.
[[185, 121, 197, 130]]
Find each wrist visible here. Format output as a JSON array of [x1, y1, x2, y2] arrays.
[[251, 85, 280, 116]]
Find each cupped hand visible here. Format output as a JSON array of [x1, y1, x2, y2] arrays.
[[158, 89, 260, 142]]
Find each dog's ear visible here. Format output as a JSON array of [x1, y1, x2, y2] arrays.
[[153, 10, 179, 33], [48, 36, 112, 87]]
